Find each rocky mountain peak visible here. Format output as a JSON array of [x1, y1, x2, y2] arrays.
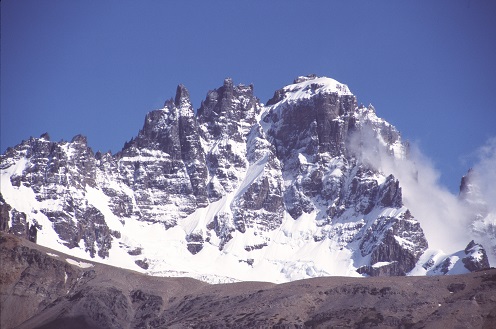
[[459, 168, 488, 217], [459, 168, 477, 198], [293, 74, 318, 84], [264, 76, 358, 162], [461, 240, 490, 272], [40, 132, 50, 141], [267, 75, 354, 106], [71, 134, 88, 145], [174, 83, 192, 109], [0, 76, 490, 283], [223, 77, 233, 89], [197, 78, 261, 140]]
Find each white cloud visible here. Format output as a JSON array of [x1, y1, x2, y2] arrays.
[[472, 137, 496, 212], [465, 137, 496, 265], [396, 144, 472, 253], [349, 126, 472, 253]]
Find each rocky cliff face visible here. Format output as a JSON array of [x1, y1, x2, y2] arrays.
[[0, 135, 115, 258], [197, 78, 262, 200], [113, 84, 208, 227], [0, 75, 489, 282]]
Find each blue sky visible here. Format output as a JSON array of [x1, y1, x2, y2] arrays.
[[2, 0, 495, 193]]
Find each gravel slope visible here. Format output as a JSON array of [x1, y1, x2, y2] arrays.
[[1, 232, 495, 328]]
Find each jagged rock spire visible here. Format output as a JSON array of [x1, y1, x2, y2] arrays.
[[175, 84, 191, 108]]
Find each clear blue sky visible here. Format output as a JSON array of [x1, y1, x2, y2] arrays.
[[2, 0, 495, 193]]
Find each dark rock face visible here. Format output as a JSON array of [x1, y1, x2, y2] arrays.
[[0, 194, 11, 232], [358, 211, 428, 276], [0, 135, 115, 257], [266, 87, 356, 161], [9, 209, 39, 243], [134, 259, 149, 270], [8, 209, 27, 237], [198, 78, 259, 144], [0, 196, 39, 243], [194, 79, 286, 250], [463, 240, 490, 271], [0, 234, 83, 329], [175, 85, 209, 208], [229, 124, 285, 238], [206, 212, 235, 250], [117, 85, 208, 226], [434, 257, 456, 275], [186, 232, 204, 254], [198, 78, 262, 200], [76, 207, 115, 258], [459, 168, 476, 201], [340, 170, 403, 217]]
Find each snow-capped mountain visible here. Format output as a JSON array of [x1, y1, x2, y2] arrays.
[[0, 75, 490, 283]]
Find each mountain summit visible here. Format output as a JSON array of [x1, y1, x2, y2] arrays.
[[0, 75, 490, 283]]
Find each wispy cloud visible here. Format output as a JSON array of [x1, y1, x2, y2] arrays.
[[349, 125, 474, 253], [472, 137, 496, 211], [464, 137, 496, 264]]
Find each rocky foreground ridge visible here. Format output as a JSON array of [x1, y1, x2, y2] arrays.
[[1, 233, 496, 329], [0, 75, 492, 282]]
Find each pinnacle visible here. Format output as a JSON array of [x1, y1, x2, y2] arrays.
[[71, 134, 87, 144], [40, 132, 50, 141], [174, 84, 191, 107], [223, 77, 233, 87]]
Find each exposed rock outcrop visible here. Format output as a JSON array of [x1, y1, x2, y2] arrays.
[[463, 240, 490, 272]]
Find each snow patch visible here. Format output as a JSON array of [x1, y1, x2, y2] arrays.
[[371, 261, 394, 269], [66, 258, 94, 268], [281, 76, 353, 103]]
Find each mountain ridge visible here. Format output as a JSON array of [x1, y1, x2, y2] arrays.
[[0, 75, 491, 283]]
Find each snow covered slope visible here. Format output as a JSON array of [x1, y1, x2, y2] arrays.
[[0, 75, 490, 283]]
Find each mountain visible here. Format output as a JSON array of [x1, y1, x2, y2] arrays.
[[460, 168, 496, 265], [0, 75, 491, 283], [2, 232, 496, 329]]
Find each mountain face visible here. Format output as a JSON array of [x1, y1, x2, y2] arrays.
[[0, 75, 490, 283]]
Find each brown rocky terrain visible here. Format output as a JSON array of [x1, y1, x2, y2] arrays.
[[1, 232, 495, 328]]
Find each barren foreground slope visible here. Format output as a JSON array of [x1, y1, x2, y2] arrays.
[[1, 232, 495, 328]]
